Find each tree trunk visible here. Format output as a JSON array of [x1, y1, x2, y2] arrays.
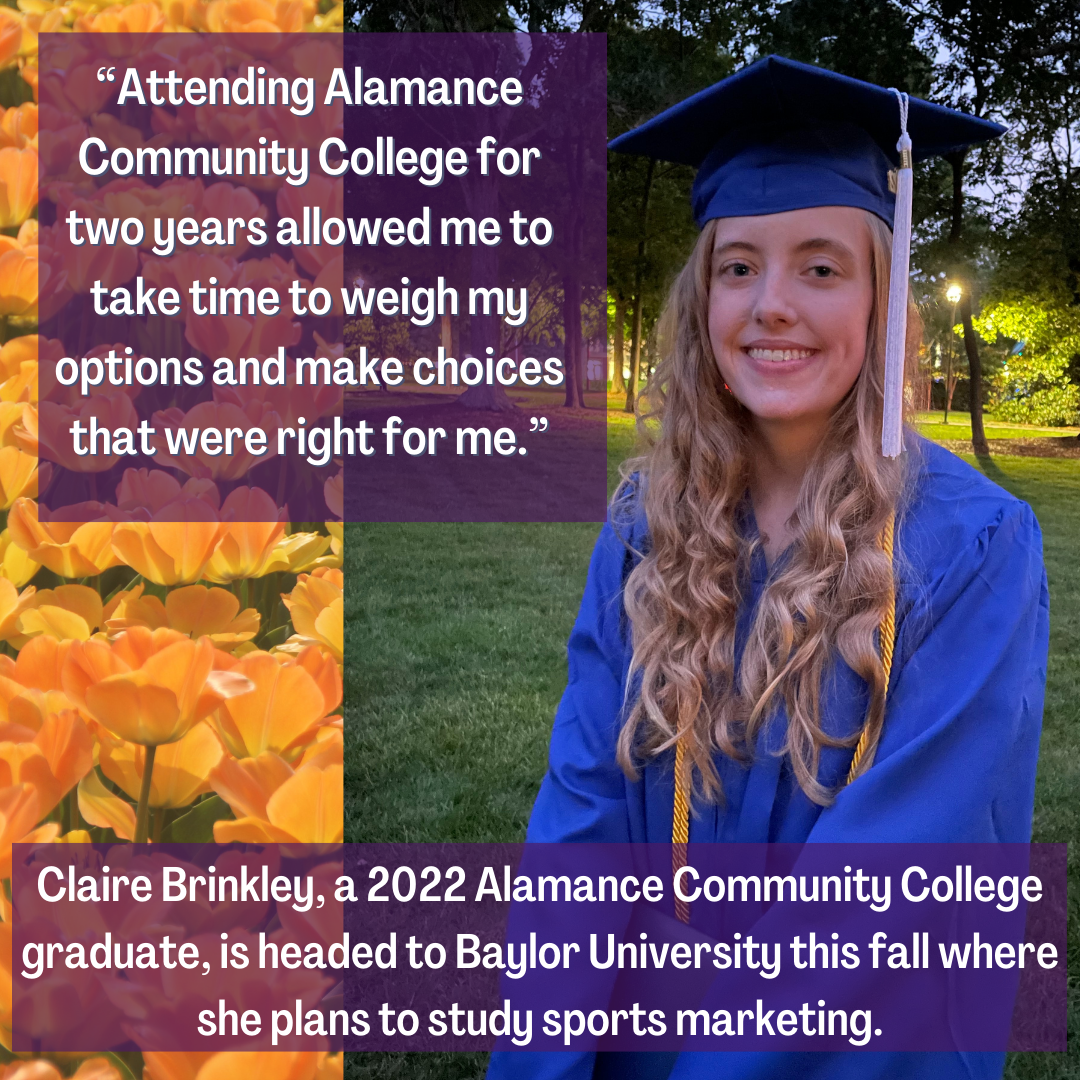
[[625, 291, 644, 414], [563, 269, 584, 407], [624, 158, 655, 415], [946, 151, 988, 456], [611, 295, 626, 393], [960, 294, 989, 455]]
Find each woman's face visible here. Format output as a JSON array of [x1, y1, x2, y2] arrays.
[[707, 206, 875, 426]]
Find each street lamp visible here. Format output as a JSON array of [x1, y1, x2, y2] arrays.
[[943, 283, 962, 423]]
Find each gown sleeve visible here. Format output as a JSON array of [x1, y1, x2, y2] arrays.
[[809, 496, 1049, 844]]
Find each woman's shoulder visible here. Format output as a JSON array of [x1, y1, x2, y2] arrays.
[[900, 431, 1044, 589]]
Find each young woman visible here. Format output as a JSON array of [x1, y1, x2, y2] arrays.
[[487, 57, 1050, 1080]]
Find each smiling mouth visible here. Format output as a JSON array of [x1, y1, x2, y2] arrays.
[[745, 347, 818, 363]]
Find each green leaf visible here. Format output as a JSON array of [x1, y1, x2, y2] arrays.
[[160, 796, 233, 842]]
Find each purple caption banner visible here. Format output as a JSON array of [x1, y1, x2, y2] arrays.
[[11, 842, 1066, 1054], [36, 32, 607, 526]]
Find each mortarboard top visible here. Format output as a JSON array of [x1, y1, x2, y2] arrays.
[[608, 55, 1005, 229]]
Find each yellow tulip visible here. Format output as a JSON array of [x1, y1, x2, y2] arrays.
[[14, 583, 103, 646], [211, 650, 332, 761], [63, 627, 254, 746], [281, 567, 343, 662], [0, 577, 34, 641], [76, 769, 134, 840], [0, 529, 38, 586], [324, 467, 342, 519], [112, 502, 226, 586], [267, 531, 337, 574], [0, 445, 36, 509], [202, 487, 286, 582], [8, 497, 121, 577], [214, 762, 343, 844], [98, 721, 223, 808]]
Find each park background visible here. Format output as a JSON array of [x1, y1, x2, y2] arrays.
[[346, 0, 1080, 1078]]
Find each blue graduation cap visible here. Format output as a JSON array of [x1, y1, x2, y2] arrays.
[[608, 55, 1006, 457]]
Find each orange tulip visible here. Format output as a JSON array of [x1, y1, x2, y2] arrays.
[[0, 782, 57, 877], [8, 497, 122, 578], [0, 633, 75, 698], [63, 626, 254, 745], [208, 748, 294, 819], [74, 2, 166, 37], [211, 649, 335, 761], [114, 467, 221, 515], [143, 1051, 330, 1080], [0, 1060, 125, 1080], [98, 720, 223, 808], [37, 392, 141, 473], [0, 147, 36, 229], [105, 582, 259, 650], [150, 400, 281, 482], [0, 707, 93, 817], [0, 225, 43, 319], [0, 102, 39, 151], [206, 0, 308, 32], [214, 761, 342, 844], [37, 217, 137, 294], [111, 501, 226, 585]]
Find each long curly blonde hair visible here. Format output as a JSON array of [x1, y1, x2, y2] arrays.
[[616, 210, 920, 807]]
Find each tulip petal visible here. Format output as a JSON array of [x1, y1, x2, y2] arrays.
[[77, 769, 136, 840]]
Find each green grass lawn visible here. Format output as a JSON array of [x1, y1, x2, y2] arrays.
[[914, 410, 1080, 444], [345, 428, 1079, 1079]]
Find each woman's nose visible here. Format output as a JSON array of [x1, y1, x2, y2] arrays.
[[751, 270, 799, 327]]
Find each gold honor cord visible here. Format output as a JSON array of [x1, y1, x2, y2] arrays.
[[671, 510, 897, 924]]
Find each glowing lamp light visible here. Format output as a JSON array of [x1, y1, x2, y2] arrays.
[[946, 283, 963, 304]]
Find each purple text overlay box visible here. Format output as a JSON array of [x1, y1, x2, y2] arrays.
[[36, 32, 608, 526], [12, 842, 1064, 1054]]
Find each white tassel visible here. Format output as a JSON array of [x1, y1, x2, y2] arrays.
[[882, 89, 912, 459]]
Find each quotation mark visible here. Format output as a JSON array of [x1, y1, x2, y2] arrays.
[[529, 416, 549, 433], [97, 67, 117, 82]]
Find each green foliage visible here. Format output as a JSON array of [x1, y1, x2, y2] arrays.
[[160, 795, 233, 842], [974, 293, 1080, 425], [993, 386, 1080, 427]]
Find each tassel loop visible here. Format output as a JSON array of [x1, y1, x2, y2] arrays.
[[882, 89, 912, 459]]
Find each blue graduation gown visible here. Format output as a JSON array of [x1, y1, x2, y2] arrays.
[[486, 436, 1050, 1080]]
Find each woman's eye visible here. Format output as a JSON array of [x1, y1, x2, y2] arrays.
[[723, 262, 751, 277], [810, 264, 835, 278]]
